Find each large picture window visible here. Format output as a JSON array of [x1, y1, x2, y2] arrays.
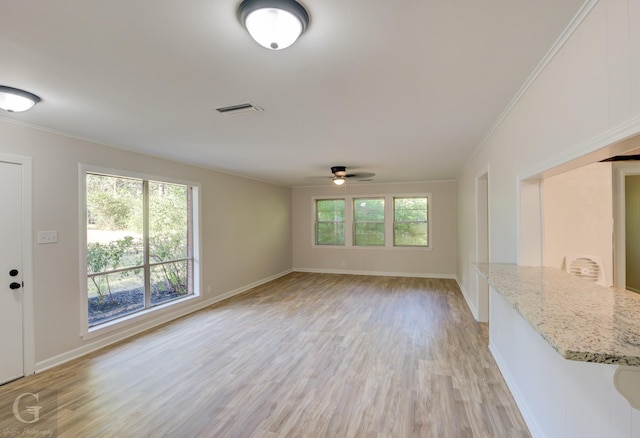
[[315, 199, 345, 245], [84, 171, 197, 328]]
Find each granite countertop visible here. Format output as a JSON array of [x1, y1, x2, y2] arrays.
[[474, 263, 640, 367]]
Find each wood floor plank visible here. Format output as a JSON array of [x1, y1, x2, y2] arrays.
[[0, 272, 530, 437]]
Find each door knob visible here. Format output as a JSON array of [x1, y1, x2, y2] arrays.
[[9, 282, 21, 290], [9, 269, 18, 277]]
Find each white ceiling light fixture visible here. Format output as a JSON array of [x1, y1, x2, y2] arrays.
[[332, 176, 346, 186], [332, 166, 347, 186], [0, 85, 41, 112], [238, 0, 309, 50]]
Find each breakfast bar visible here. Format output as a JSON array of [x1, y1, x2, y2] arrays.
[[474, 263, 640, 437]]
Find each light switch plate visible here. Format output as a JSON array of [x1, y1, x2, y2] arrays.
[[38, 230, 58, 244]]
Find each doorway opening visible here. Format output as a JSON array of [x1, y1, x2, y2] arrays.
[[518, 132, 640, 293], [476, 170, 489, 322], [613, 163, 640, 292]]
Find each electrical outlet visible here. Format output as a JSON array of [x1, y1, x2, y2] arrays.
[[38, 230, 58, 244], [207, 285, 212, 294]]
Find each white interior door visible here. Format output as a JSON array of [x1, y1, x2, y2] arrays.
[[0, 160, 24, 384]]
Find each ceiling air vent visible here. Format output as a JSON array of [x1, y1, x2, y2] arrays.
[[215, 103, 263, 116]]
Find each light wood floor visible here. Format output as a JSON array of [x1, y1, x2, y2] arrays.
[[1, 273, 530, 437]]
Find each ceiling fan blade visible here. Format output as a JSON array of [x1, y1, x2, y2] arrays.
[[304, 175, 333, 181], [326, 166, 375, 183], [346, 172, 375, 180]]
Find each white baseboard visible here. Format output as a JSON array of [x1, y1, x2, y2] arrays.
[[456, 277, 479, 320], [489, 343, 543, 438], [35, 269, 293, 373], [293, 267, 456, 279]]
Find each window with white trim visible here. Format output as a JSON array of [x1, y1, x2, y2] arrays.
[[313, 194, 430, 249], [83, 169, 199, 329], [315, 199, 345, 245], [353, 198, 385, 246], [394, 196, 428, 247]]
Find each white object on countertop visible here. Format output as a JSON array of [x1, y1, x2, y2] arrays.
[[565, 255, 605, 286]]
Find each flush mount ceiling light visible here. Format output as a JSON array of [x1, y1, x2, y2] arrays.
[[0, 85, 41, 112], [238, 0, 309, 50]]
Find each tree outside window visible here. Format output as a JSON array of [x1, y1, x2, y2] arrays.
[[353, 198, 385, 246], [315, 199, 345, 245], [86, 173, 194, 327], [394, 197, 428, 246]]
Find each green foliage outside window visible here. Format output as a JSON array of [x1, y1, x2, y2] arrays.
[[87, 236, 141, 303], [394, 197, 428, 246], [86, 173, 193, 325], [149, 181, 189, 295], [315, 199, 345, 245], [354, 198, 385, 246], [315, 196, 428, 248]]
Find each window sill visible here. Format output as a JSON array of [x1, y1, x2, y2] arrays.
[[312, 244, 432, 251], [81, 293, 200, 340]]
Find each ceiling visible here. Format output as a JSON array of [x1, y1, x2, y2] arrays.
[[1, 0, 587, 187]]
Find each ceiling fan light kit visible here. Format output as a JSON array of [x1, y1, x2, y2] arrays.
[[329, 166, 375, 186], [238, 0, 309, 50], [0, 85, 41, 112], [332, 166, 347, 186]]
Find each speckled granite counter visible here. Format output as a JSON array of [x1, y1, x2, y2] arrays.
[[474, 263, 640, 367]]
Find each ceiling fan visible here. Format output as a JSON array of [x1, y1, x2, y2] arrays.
[[330, 166, 375, 185]]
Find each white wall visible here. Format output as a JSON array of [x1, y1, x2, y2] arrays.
[[542, 162, 613, 286], [458, 0, 640, 315], [457, 0, 640, 433], [292, 181, 457, 278], [0, 118, 292, 368]]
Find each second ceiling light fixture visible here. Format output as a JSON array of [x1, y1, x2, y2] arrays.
[[238, 0, 309, 50]]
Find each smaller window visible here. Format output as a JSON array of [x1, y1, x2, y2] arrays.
[[394, 197, 428, 247], [353, 198, 385, 246], [315, 199, 345, 245]]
